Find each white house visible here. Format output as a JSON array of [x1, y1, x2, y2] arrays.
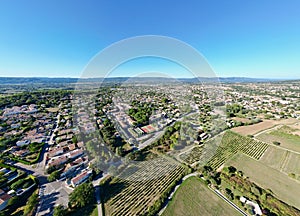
[[16, 140, 30, 147]]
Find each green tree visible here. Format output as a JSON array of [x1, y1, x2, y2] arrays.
[[23, 192, 39, 215], [68, 183, 95, 208], [53, 205, 68, 216], [47, 170, 61, 182]]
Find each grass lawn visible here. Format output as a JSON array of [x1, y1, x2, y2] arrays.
[[90, 205, 98, 216], [226, 153, 300, 209], [162, 177, 241, 216]]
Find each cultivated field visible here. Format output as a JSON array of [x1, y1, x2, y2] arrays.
[[162, 176, 241, 216], [256, 126, 300, 152], [283, 153, 300, 180], [226, 153, 300, 209], [260, 145, 300, 181], [179, 145, 203, 165], [260, 146, 289, 170], [200, 130, 268, 169], [231, 119, 298, 136], [102, 156, 188, 216]]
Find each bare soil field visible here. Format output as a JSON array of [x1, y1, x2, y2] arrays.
[[46, 107, 59, 112], [231, 118, 299, 136], [231, 117, 251, 123], [226, 153, 300, 209]]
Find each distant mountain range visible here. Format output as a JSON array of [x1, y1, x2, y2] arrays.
[[0, 76, 295, 85]]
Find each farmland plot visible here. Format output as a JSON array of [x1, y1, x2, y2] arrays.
[[200, 131, 269, 169], [103, 156, 188, 216]]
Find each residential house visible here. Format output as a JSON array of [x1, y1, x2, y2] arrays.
[[0, 189, 11, 211], [70, 170, 92, 187]]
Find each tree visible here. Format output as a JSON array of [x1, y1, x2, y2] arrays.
[[53, 205, 68, 216], [47, 170, 60, 182], [23, 192, 39, 215], [72, 135, 78, 144], [69, 183, 95, 208]]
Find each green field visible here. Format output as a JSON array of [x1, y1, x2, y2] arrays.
[[162, 177, 241, 216], [282, 152, 300, 180], [260, 146, 288, 170], [226, 153, 300, 209], [257, 126, 300, 152]]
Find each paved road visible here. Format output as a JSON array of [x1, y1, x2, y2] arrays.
[[212, 189, 248, 216], [92, 173, 109, 216]]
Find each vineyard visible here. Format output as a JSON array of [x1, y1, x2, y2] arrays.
[[179, 145, 203, 165], [205, 130, 269, 169], [182, 130, 269, 170], [102, 156, 188, 216]]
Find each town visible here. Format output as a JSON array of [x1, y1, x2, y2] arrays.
[[0, 79, 300, 216]]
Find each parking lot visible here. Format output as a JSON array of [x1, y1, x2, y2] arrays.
[[36, 180, 73, 216]]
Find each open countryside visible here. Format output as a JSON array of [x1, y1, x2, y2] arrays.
[[162, 176, 241, 216], [226, 153, 300, 210]]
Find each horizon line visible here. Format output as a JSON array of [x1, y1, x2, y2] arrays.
[[0, 76, 298, 80]]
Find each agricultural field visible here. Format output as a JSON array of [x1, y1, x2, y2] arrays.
[[195, 130, 269, 169], [231, 119, 298, 136], [226, 153, 300, 209], [101, 156, 188, 216], [259, 146, 289, 170], [260, 145, 300, 181], [162, 176, 241, 216], [256, 125, 300, 152], [179, 145, 203, 165], [283, 153, 300, 180]]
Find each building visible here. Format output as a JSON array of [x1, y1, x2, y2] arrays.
[[141, 125, 156, 133], [70, 170, 92, 187], [13, 149, 30, 157], [240, 196, 263, 215], [0, 190, 12, 211], [61, 157, 87, 178], [47, 155, 68, 168], [48, 147, 64, 158], [68, 149, 84, 159], [16, 140, 30, 147]]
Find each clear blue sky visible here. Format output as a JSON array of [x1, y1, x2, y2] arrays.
[[0, 0, 299, 78]]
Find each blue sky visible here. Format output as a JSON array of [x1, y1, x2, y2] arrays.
[[0, 0, 299, 78]]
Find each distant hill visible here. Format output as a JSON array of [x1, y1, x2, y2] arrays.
[[0, 76, 295, 85]]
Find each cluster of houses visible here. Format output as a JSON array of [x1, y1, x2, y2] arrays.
[[45, 101, 93, 188], [0, 166, 36, 211], [0, 104, 56, 161], [2, 104, 38, 116], [223, 83, 300, 119], [0, 189, 12, 211]]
